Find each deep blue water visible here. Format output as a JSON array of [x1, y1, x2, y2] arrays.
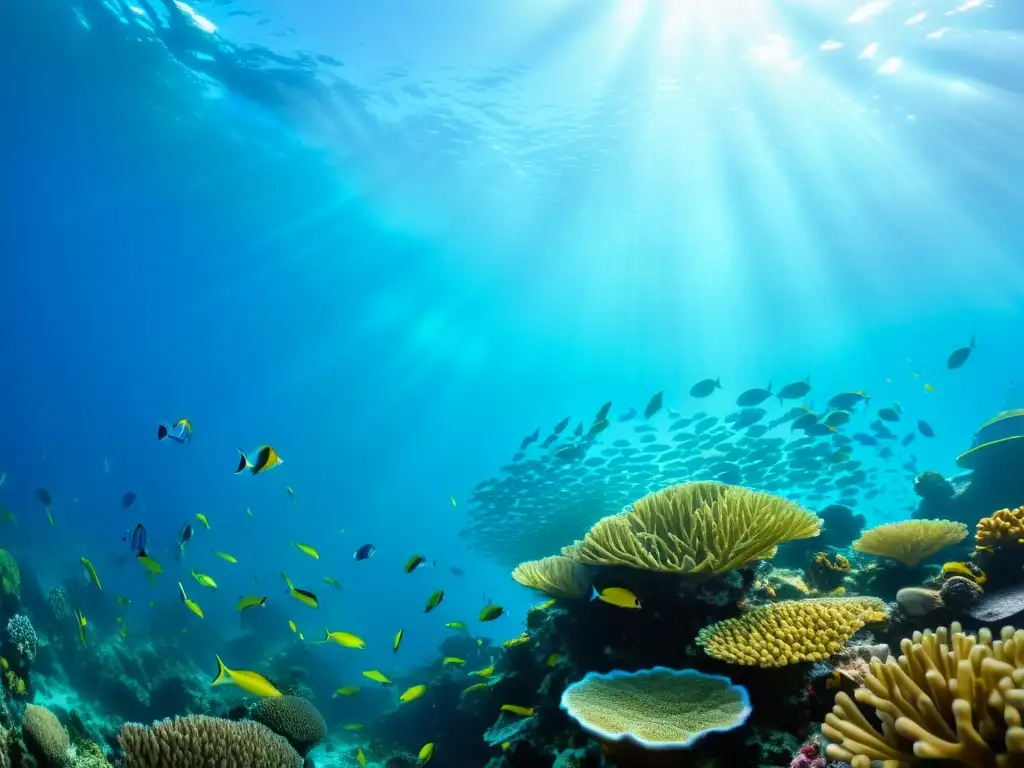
[[1, 0, 1023, 680]]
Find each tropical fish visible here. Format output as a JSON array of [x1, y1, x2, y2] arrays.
[[335, 686, 360, 696], [137, 549, 162, 575], [777, 379, 812, 402], [591, 586, 641, 609], [123, 523, 147, 554], [924, 383, 937, 393], [321, 630, 365, 650], [157, 419, 193, 443], [81, 557, 102, 591], [121, 491, 138, 509], [529, 599, 556, 612], [361, 669, 392, 686], [399, 684, 427, 704], [947, 334, 975, 369], [462, 683, 490, 695], [176, 523, 193, 563], [286, 486, 295, 500], [178, 582, 204, 618], [500, 704, 534, 716], [354, 544, 375, 561], [470, 664, 496, 678], [443, 657, 465, 665], [194, 513, 210, 529], [918, 420, 935, 438], [736, 384, 772, 407], [502, 634, 530, 648], [281, 573, 319, 609], [418, 743, 434, 766], [424, 590, 444, 613], [877, 407, 900, 422], [212, 550, 237, 564], [643, 391, 663, 418], [211, 654, 282, 697], [479, 604, 504, 622], [449, 495, 457, 507], [356, 747, 366, 768], [827, 391, 870, 410], [191, 570, 217, 590], [552, 416, 570, 434], [546, 653, 560, 667], [690, 378, 721, 398], [235, 595, 267, 611], [445, 621, 466, 630], [246, 507, 253, 517], [617, 407, 637, 422], [75, 610, 87, 646], [393, 628, 404, 653], [235, 445, 283, 475], [36, 488, 52, 507], [404, 554, 428, 573], [115, 596, 131, 606], [323, 577, 341, 589], [293, 543, 319, 560], [288, 620, 298, 633]]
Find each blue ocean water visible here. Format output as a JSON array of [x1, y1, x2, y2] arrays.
[[1, 0, 1023, 764]]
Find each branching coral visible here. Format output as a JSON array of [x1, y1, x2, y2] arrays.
[[562, 482, 820, 573], [696, 597, 887, 667], [822, 622, 1024, 767], [975, 506, 1024, 552], [511, 555, 591, 599], [118, 715, 302, 767], [853, 519, 968, 566], [6, 614, 37, 663]]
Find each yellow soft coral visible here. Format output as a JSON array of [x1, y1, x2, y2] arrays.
[[975, 506, 1024, 552], [823, 622, 1024, 767], [853, 519, 968, 566], [696, 597, 887, 668], [562, 482, 820, 574], [511, 555, 591, 599]]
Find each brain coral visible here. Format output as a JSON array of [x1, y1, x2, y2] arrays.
[[249, 695, 327, 756], [559, 667, 751, 749], [22, 704, 69, 768], [823, 622, 1024, 767], [562, 482, 820, 574], [118, 715, 301, 768], [976, 506, 1024, 551], [853, 519, 967, 566], [696, 597, 887, 667], [511, 555, 591, 598]]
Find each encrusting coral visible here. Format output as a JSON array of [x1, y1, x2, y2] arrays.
[[511, 555, 591, 599], [975, 506, 1024, 551], [822, 622, 1024, 767], [696, 597, 887, 667], [853, 519, 968, 566], [118, 715, 302, 767], [562, 482, 821, 574], [559, 667, 752, 749]]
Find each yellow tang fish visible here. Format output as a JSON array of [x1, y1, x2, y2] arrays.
[[342, 723, 363, 731], [393, 628, 404, 653], [461, 683, 490, 696], [590, 586, 641, 609], [529, 599, 556, 613], [178, 582, 204, 619], [470, 664, 495, 678], [81, 557, 102, 591], [356, 747, 366, 768], [293, 542, 319, 560], [399, 684, 427, 704], [320, 630, 366, 650], [191, 570, 217, 590], [235, 595, 267, 611], [195, 513, 210, 529], [211, 654, 282, 697], [361, 670, 392, 686], [212, 550, 238, 564], [323, 577, 341, 589], [75, 610, 87, 646], [501, 704, 534, 717], [288, 621, 297, 634], [443, 657, 465, 665], [334, 686, 360, 697], [235, 445, 283, 476], [418, 743, 434, 766]]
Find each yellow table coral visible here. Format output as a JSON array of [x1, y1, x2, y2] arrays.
[[975, 506, 1024, 551], [561, 482, 820, 573], [823, 622, 1024, 767], [696, 597, 887, 668], [853, 519, 967, 566], [511, 555, 591, 599]]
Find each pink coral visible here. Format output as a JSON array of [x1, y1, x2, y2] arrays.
[[790, 744, 825, 768]]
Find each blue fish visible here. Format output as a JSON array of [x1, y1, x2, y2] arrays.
[[122, 491, 138, 509], [354, 544, 376, 561]]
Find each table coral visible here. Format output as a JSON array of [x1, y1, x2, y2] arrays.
[[853, 519, 967, 566]]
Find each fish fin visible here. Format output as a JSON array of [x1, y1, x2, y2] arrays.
[[970, 333, 976, 348], [715, 377, 721, 389], [766, 381, 772, 394], [590, 585, 599, 602], [211, 655, 230, 686], [157, 424, 168, 440], [235, 449, 249, 474]]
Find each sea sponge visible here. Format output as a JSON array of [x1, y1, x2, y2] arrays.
[[511, 555, 591, 599], [940, 575, 983, 610], [118, 715, 301, 767], [0, 550, 20, 597], [822, 622, 1024, 767], [853, 519, 968, 566], [559, 667, 751, 749], [22, 704, 70, 768], [562, 482, 820, 573], [895, 587, 944, 617], [249, 695, 326, 756], [696, 597, 887, 668], [976, 506, 1024, 551]]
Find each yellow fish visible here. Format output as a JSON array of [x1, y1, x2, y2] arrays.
[[470, 664, 495, 678], [529, 599, 556, 612], [137, 550, 162, 574], [115, 596, 131, 606], [546, 653, 560, 667], [356, 747, 366, 768], [399, 684, 428, 704], [212, 550, 238, 564], [443, 657, 465, 665], [288, 621, 298, 633], [117, 618, 128, 639], [293, 542, 319, 560], [393, 628, 404, 653], [195, 513, 210, 529], [191, 570, 217, 590], [178, 582, 204, 619], [334, 686, 360, 696], [445, 621, 466, 630], [925, 383, 937, 393], [81, 557, 102, 591], [502, 742, 510, 752], [281, 573, 318, 609], [501, 704, 534, 716], [361, 670, 392, 686], [323, 577, 341, 589], [418, 743, 434, 765], [342, 723, 363, 731], [235, 445, 283, 476], [75, 610, 87, 646], [320, 630, 366, 650], [590, 586, 641, 609], [235, 595, 267, 611], [211, 654, 282, 697], [461, 683, 490, 695]]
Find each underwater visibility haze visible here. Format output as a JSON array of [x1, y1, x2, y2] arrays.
[[1, 0, 1024, 765]]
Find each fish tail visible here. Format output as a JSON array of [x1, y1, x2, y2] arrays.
[[715, 377, 721, 389], [212, 655, 230, 686], [590, 585, 599, 602], [970, 333, 976, 348], [234, 449, 250, 474], [157, 424, 168, 441], [766, 381, 772, 394]]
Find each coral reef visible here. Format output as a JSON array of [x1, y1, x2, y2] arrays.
[[6, 615, 37, 664], [511, 557, 592, 599], [22, 704, 70, 767], [118, 715, 302, 767], [248, 696, 326, 757], [853, 518, 968, 566]]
